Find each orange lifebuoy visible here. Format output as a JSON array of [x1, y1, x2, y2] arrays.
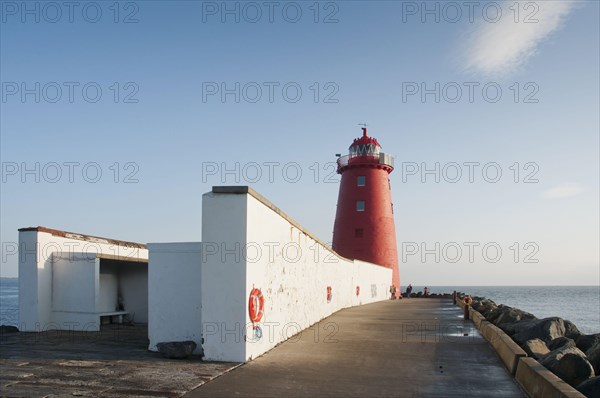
[[356, 286, 360, 296], [463, 296, 473, 306], [249, 288, 264, 323], [327, 286, 332, 302]]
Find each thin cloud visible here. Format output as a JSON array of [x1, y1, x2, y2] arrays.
[[543, 183, 585, 199], [461, 1, 577, 77]]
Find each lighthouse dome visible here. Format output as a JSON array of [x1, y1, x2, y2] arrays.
[[349, 128, 381, 156]]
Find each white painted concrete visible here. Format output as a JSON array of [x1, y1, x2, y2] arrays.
[[147, 242, 202, 354], [201, 189, 392, 362], [53, 253, 97, 313], [18, 231, 43, 331], [18, 229, 148, 331], [98, 262, 119, 313], [101, 259, 149, 323], [201, 193, 249, 362], [119, 262, 149, 323]]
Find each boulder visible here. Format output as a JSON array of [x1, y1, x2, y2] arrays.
[[507, 317, 568, 344], [477, 304, 496, 318], [577, 376, 600, 398], [587, 340, 600, 374], [471, 298, 486, 311], [540, 346, 595, 387], [547, 337, 576, 351], [521, 338, 550, 359], [577, 334, 600, 353], [479, 297, 497, 306], [471, 297, 496, 313], [494, 307, 536, 330], [564, 320, 582, 340], [156, 341, 197, 359], [0, 325, 19, 334], [486, 304, 510, 324]]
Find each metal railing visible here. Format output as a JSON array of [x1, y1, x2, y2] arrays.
[[337, 152, 394, 170]]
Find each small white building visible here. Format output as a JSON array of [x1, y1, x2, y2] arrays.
[[19, 186, 392, 362], [18, 226, 149, 332]]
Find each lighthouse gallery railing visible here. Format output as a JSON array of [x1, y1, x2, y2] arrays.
[[336, 153, 394, 170]]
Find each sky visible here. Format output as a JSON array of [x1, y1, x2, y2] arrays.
[[0, 0, 598, 285]]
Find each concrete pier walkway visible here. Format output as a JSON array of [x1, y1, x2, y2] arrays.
[[0, 324, 238, 397], [187, 298, 526, 397]]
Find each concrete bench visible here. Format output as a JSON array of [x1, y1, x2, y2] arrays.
[[98, 311, 129, 324]]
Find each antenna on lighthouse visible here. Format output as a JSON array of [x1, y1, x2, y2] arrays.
[[358, 123, 368, 136]]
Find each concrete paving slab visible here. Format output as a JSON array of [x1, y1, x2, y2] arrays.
[[0, 324, 239, 397], [186, 298, 526, 398]]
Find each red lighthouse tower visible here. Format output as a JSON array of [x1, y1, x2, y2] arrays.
[[332, 126, 400, 297]]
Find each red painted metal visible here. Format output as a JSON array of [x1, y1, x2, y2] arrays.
[[350, 127, 381, 148], [332, 128, 400, 297]]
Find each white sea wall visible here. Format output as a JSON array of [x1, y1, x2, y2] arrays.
[[201, 187, 392, 362]]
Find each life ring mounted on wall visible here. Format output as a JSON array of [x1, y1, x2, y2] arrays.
[[326, 286, 332, 303], [249, 288, 265, 324]]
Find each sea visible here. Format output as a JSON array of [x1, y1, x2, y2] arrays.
[[1, 279, 598, 334], [414, 285, 600, 334]]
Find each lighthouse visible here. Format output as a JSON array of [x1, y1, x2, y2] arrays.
[[332, 126, 400, 297]]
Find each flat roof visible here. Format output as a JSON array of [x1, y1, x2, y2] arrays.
[[18, 226, 147, 249]]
